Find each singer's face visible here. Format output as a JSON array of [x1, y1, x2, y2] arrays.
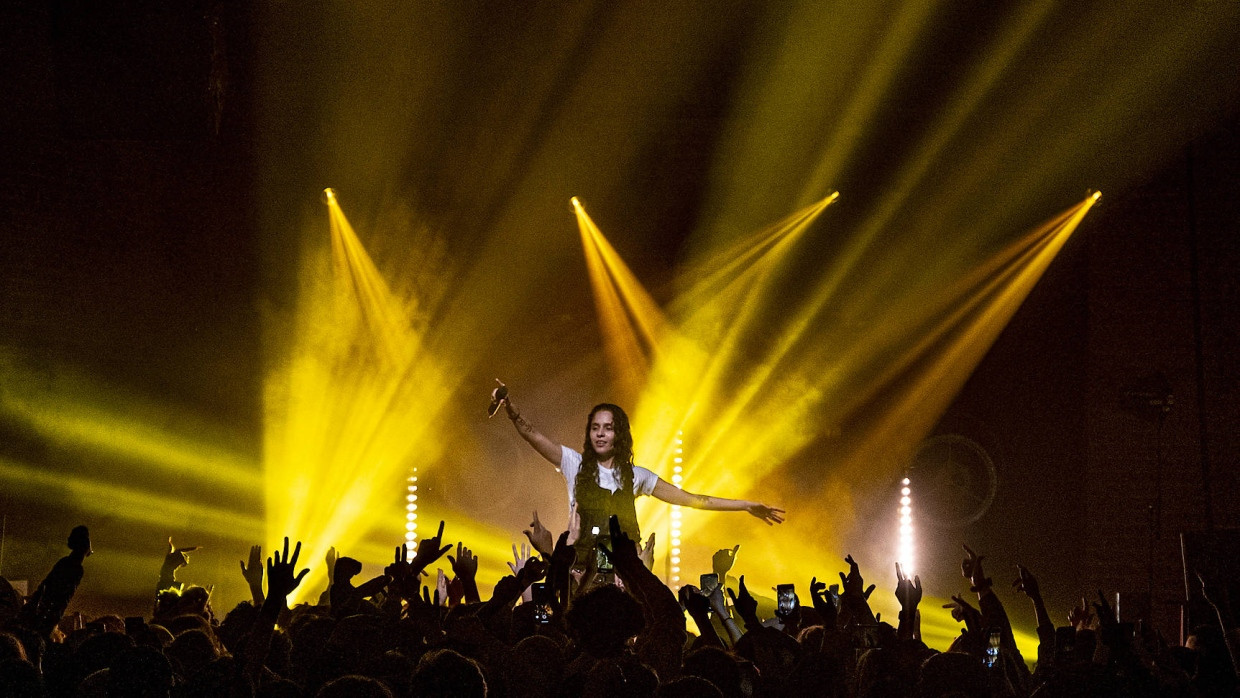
[[590, 410, 616, 461]]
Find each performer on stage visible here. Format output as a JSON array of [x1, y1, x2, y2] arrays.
[[493, 383, 784, 554]]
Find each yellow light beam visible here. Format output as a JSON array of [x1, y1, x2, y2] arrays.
[[635, 194, 839, 496], [574, 198, 668, 400], [0, 457, 263, 539], [264, 192, 456, 603]]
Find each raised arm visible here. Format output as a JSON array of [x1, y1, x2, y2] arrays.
[[650, 478, 785, 525], [495, 381, 562, 466]]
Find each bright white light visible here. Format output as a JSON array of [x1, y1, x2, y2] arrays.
[[671, 556, 680, 564], [897, 477, 915, 574]]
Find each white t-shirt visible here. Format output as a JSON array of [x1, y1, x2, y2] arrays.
[[559, 446, 658, 507]]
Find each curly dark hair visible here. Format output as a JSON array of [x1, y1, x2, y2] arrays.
[[575, 403, 635, 498]]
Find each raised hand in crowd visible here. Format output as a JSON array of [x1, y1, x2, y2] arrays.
[[157, 536, 199, 594], [448, 541, 481, 603], [264, 537, 308, 613], [1068, 595, 1094, 631], [1091, 588, 1135, 656], [960, 544, 1021, 666], [726, 574, 762, 631], [549, 530, 577, 608], [944, 594, 983, 636], [712, 544, 740, 580], [1014, 563, 1054, 648], [566, 501, 582, 547], [317, 544, 337, 605], [598, 514, 643, 576], [237, 536, 307, 691], [639, 532, 657, 570], [523, 510, 555, 558], [239, 544, 264, 606], [385, 544, 419, 600], [679, 585, 724, 648], [509, 542, 534, 602], [895, 562, 922, 640], [809, 575, 840, 629], [705, 578, 743, 644], [961, 543, 992, 595], [837, 554, 877, 626], [436, 568, 449, 607], [385, 520, 451, 593]]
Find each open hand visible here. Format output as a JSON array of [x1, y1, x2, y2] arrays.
[[895, 562, 922, 611], [240, 544, 264, 588], [840, 555, 876, 599], [639, 533, 657, 570], [508, 542, 531, 576], [447, 542, 478, 581], [265, 537, 309, 607], [746, 503, 785, 525]]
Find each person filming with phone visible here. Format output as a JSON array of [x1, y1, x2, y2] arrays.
[[492, 381, 785, 564]]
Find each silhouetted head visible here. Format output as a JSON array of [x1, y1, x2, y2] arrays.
[[918, 651, 989, 698], [108, 645, 173, 698], [0, 658, 43, 696], [315, 674, 394, 698], [566, 585, 645, 658], [335, 557, 363, 581], [68, 526, 92, 556], [410, 649, 487, 698]]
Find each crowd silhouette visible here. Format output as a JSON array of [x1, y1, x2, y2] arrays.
[[1, 514, 1236, 697]]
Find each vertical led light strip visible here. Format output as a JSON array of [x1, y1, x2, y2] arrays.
[[405, 466, 419, 553], [897, 476, 914, 573], [669, 431, 684, 588]]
